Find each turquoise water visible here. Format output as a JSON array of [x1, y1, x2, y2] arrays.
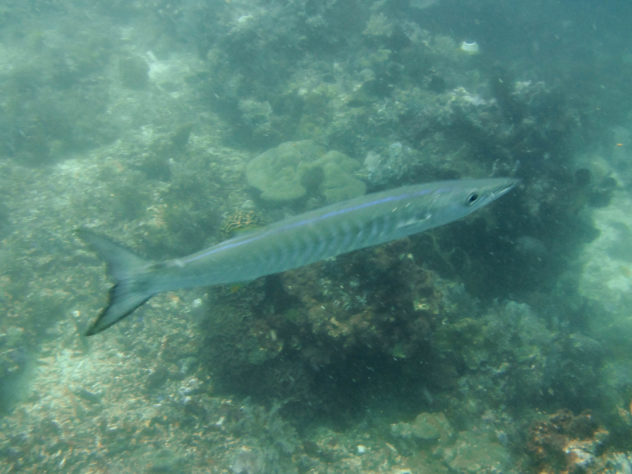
[[1, 1, 631, 471]]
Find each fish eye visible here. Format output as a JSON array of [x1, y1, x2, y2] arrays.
[[466, 192, 479, 205]]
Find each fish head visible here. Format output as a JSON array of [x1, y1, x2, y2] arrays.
[[432, 177, 518, 224]]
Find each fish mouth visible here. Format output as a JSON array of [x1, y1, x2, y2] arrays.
[[493, 178, 519, 199]]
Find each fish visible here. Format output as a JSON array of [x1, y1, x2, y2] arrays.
[[79, 178, 517, 335]]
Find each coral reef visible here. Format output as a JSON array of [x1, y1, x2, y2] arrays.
[[526, 409, 608, 472], [1, 0, 632, 471], [221, 209, 262, 237]]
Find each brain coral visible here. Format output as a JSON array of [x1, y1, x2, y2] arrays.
[[246, 140, 365, 202], [246, 140, 324, 201]]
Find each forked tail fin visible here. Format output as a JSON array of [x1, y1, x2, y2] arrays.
[[78, 229, 156, 336]]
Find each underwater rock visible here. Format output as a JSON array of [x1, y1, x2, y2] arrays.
[[363, 141, 418, 185], [237, 98, 276, 144], [601, 453, 632, 473], [526, 409, 607, 472], [230, 446, 266, 474], [362, 13, 394, 40], [118, 55, 149, 89], [441, 429, 511, 473], [391, 412, 453, 443]]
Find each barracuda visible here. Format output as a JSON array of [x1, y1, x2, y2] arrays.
[[79, 177, 516, 335]]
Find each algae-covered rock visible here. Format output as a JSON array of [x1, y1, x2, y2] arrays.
[[441, 430, 511, 472], [391, 411, 453, 443], [245, 140, 365, 202], [411, 412, 453, 441]]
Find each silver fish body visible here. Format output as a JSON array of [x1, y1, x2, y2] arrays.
[[79, 178, 516, 335]]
